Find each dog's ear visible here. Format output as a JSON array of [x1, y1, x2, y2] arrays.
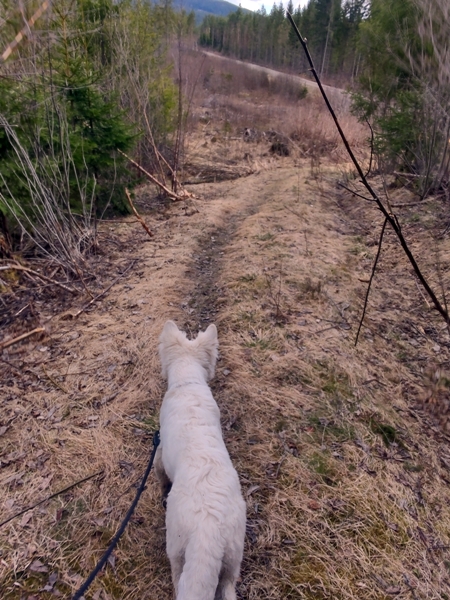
[[161, 320, 180, 339], [159, 320, 186, 378], [195, 324, 219, 380]]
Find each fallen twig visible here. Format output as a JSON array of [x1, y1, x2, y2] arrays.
[[315, 324, 341, 335], [391, 200, 430, 208], [125, 188, 153, 238], [0, 264, 77, 294], [98, 218, 142, 224], [71, 259, 136, 318], [118, 150, 193, 202], [282, 204, 306, 219], [0, 327, 45, 351], [42, 364, 69, 394], [0, 470, 104, 529], [393, 171, 422, 179]]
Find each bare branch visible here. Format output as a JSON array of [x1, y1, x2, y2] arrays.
[[0, 264, 77, 293], [355, 218, 388, 346], [0, 327, 45, 351], [125, 188, 153, 238], [287, 12, 449, 326], [118, 150, 194, 202]]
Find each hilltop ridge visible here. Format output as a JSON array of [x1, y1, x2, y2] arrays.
[[173, 0, 251, 21]]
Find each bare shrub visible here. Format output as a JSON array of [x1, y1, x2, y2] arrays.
[[0, 116, 96, 275], [413, 0, 450, 195]]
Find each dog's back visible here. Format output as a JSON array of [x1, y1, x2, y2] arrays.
[[157, 321, 246, 600]]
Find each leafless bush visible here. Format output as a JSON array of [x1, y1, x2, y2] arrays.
[[0, 116, 96, 275], [412, 0, 450, 195], [385, 0, 450, 195]]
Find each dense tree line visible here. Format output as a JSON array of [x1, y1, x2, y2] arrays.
[[198, 0, 367, 79]]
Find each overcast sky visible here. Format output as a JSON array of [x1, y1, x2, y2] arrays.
[[227, 0, 307, 13]]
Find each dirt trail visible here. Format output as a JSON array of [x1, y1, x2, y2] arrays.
[[2, 159, 450, 599], [181, 177, 274, 331], [201, 50, 350, 111]]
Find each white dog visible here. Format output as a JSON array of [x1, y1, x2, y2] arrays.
[[156, 320, 246, 600]]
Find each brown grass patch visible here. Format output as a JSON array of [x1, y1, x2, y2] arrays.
[[1, 67, 450, 600], [176, 49, 367, 185]]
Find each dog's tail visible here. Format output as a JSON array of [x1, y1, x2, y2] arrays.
[[176, 523, 224, 600]]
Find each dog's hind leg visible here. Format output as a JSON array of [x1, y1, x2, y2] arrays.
[[215, 557, 240, 600], [215, 572, 237, 600], [217, 580, 237, 600], [154, 445, 172, 505], [176, 537, 222, 600], [170, 554, 184, 596]]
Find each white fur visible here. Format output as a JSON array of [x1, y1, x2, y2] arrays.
[[157, 320, 246, 600]]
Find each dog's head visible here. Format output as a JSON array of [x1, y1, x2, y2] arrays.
[[159, 320, 219, 381]]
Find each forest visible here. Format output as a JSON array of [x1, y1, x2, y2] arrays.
[[199, 0, 367, 79]]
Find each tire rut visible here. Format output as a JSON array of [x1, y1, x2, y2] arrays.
[[181, 205, 260, 334]]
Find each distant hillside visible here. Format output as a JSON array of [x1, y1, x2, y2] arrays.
[[173, 0, 251, 21]]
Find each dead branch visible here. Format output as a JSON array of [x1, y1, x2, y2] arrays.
[[144, 116, 168, 185], [0, 264, 77, 294], [125, 188, 153, 238], [287, 12, 450, 328], [0, 117, 96, 276], [42, 364, 69, 394], [71, 259, 136, 319], [0, 470, 104, 529], [355, 217, 388, 345], [393, 171, 422, 179], [0, 327, 45, 351], [0, 0, 50, 63], [122, 59, 172, 188], [98, 219, 141, 224], [337, 182, 373, 203], [391, 200, 430, 208], [118, 150, 193, 202]]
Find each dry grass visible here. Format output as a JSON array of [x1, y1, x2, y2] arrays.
[[177, 49, 367, 184], [1, 57, 450, 600], [212, 165, 450, 600], [3, 159, 450, 599]]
